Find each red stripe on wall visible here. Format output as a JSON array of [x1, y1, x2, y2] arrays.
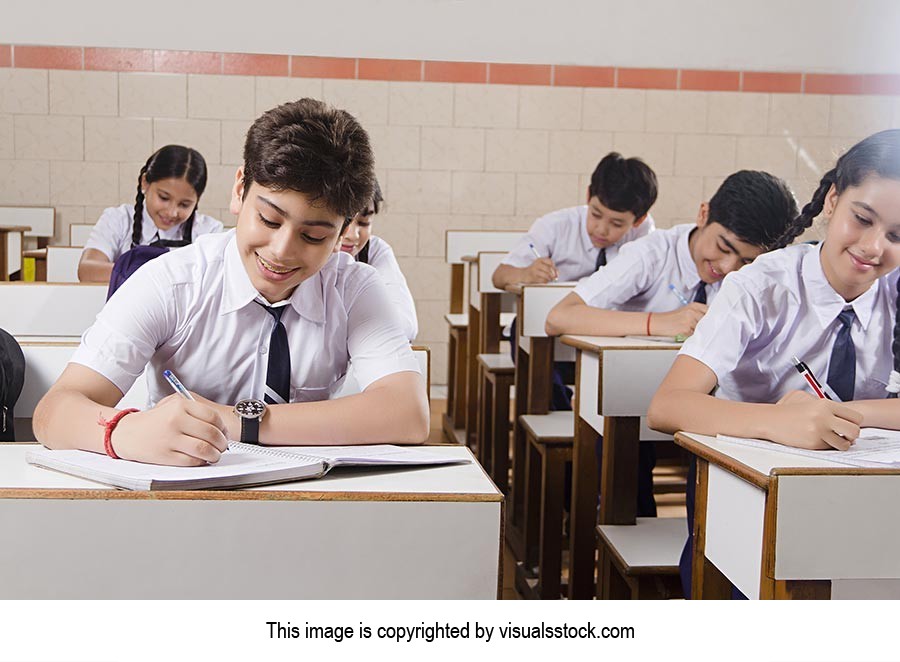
[[553, 65, 615, 88], [85, 48, 153, 72], [14, 45, 82, 70], [424, 60, 487, 83], [617, 67, 678, 90], [680, 69, 741, 91], [223, 53, 289, 77], [291, 56, 356, 79]]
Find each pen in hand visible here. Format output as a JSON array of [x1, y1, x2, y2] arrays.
[[528, 242, 542, 260], [668, 284, 690, 306], [163, 369, 195, 401], [790, 355, 841, 401]]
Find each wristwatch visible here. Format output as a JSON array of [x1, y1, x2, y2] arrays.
[[233, 398, 267, 444]]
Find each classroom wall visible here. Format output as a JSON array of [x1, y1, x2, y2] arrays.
[[1, 36, 898, 384]]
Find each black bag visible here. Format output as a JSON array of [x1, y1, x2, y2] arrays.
[[106, 237, 190, 300], [0, 328, 25, 441]]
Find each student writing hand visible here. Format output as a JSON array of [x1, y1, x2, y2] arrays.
[[650, 303, 708, 337], [111, 394, 229, 466], [524, 258, 558, 283], [770, 390, 862, 451]]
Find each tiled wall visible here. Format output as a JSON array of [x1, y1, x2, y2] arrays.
[[2, 46, 899, 384]]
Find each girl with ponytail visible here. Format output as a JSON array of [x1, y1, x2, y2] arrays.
[[648, 129, 900, 597], [77, 145, 223, 283]]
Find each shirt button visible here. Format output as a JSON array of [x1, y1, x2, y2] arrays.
[[260, 345, 268, 355]]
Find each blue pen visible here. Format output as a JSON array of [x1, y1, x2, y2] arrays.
[[528, 242, 542, 259], [668, 284, 690, 306], [163, 369, 195, 401]]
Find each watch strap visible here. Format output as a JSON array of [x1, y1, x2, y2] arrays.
[[240, 415, 260, 444]]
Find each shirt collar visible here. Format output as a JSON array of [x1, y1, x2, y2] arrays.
[[219, 231, 326, 324], [677, 225, 702, 284], [801, 243, 877, 331], [578, 206, 601, 259]]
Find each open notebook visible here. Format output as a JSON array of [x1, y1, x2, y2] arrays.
[[25, 443, 468, 491]]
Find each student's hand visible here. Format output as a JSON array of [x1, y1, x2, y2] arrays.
[[111, 395, 229, 466], [189, 392, 240, 441], [524, 258, 558, 284], [770, 390, 862, 451], [650, 303, 708, 337]]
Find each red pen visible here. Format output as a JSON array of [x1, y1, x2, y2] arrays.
[[791, 355, 836, 401]]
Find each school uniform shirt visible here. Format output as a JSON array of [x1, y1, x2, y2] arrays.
[[70, 230, 420, 407], [83, 203, 224, 262], [365, 235, 418, 341], [573, 223, 718, 311], [500, 205, 656, 282], [680, 243, 897, 403]]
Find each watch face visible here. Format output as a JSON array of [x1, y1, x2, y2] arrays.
[[235, 399, 266, 419]]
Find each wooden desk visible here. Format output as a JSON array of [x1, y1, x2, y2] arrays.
[[676, 432, 900, 600], [560, 335, 680, 599], [0, 225, 30, 280], [23, 248, 46, 281], [0, 445, 503, 599]]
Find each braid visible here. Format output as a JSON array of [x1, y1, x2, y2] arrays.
[[889, 271, 900, 398], [774, 169, 835, 249], [132, 165, 148, 248]]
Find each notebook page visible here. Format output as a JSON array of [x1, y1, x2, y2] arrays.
[[716, 428, 900, 468], [277, 444, 469, 467]]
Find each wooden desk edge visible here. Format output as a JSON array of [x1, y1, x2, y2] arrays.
[[0, 226, 32, 232], [674, 432, 770, 490], [560, 335, 681, 352]]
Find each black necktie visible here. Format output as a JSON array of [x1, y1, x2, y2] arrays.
[[693, 281, 707, 304], [595, 248, 607, 270], [258, 302, 291, 405], [827, 308, 857, 402]]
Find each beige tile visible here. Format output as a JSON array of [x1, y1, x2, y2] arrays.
[[372, 212, 419, 257], [582, 89, 645, 132], [482, 214, 534, 230], [14, 115, 83, 160], [515, 173, 580, 216], [53, 205, 86, 245], [795, 136, 856, 183], [518, 86, 582, 130], [454, 84, 518, 128], [85, 117, 152, 162], [322, 79, 389, 126], [674, 135, 736, 176], [396, 256, 450, 301], [368, 125, 420, 170], [221, 120, 247, 165], [188, 75, 255, 120], [416, 213, 483, 257], [707, 92, 768, 135], [387, 170, 452, 214], [202, 163, 241, 211], [51, 161, 118, 206], [0, 69, 48, 114], [153, 119, 221, 164], [768, 94, 830, 138], [0, 159, 50, 204], [452, 172, 515, 214], [49, 70, 117, 116], [118, 161, 147, 203], [119, 72, 186, 119], [653, 176, 704, 222], [548, 130, 613, 174], [389, 82, 453, 126], [0, 115, 14, 159], [415, 299, 452, 342], [735, 136, 797, 176], [255, 77, 324, 117], [702, 176, 727, 201], [427, 341, 449, 386], [645, 90, 707, 133], [829, 95, 893, 138], [421, 127, 484, 171], [486, 129, 548, 173], [612, 132, 675, 176]]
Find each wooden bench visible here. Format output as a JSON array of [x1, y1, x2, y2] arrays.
[[597, 518, 685, 599], [475, 352, 514, 490]]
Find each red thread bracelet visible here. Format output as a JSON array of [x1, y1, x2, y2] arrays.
[[98, 408, 139, 459], [646, 313, 652, 336]]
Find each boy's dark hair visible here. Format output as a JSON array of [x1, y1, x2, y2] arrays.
[[133, 144, 207, 248], [707, 170, 798, 249], [242, 98, 375, 231], [589, 152, 658, 219], [356, 179, 384, 265]]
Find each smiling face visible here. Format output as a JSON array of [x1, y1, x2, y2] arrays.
[[689, 203, 765, 283], [230, 168, 344, 303], [584, 192, 644, 249], [142, 176, 199, 232], [819, 176, 900, 301], [340, 203, 375, 257]]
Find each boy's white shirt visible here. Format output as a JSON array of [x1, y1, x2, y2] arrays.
[[71, 230, 420, 407], [365, 235, 418, 341], [573, 223, 718, 311], [680, 243, 897, 403], [500, 205, 656, 282], [84, 202, 225, 262]]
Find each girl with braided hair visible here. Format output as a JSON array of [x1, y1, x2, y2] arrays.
[[648, 129, 900, 597], [77, 145, 223, 283]]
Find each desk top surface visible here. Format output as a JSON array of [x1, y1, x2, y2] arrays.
[[0, 444, 501, 501], [560, 334, 682, 352]]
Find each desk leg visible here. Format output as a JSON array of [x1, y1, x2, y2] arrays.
[[526, 337, 552, 414], [598, 416, 640, 525], [523, 436, 542, 574], [479, 369, 493, 473], [442, 325, 468, 442], [692, 458, 731, 600], [568, 414, 601, 599], [0, 233, 8, 281], [491, 373, 512, 495], [538, 445, 567, 599], [508, 347, 529, 559], [465, 304, 481, 448]]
